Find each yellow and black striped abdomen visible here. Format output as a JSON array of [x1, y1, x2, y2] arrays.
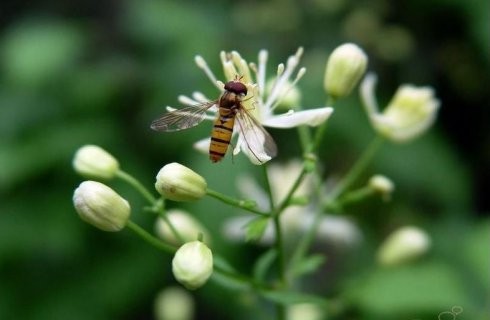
[[209, 113, 235, 163]]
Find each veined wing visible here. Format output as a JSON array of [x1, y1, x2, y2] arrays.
[[151, 101, 216, 132], [236, 106, 277, 164]]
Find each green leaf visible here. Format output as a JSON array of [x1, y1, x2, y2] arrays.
[[291, 254, 327, 277], [213, 255, 238, 273], [245, 217, 270, 242], [354, 262, 470, 316], [253, 249, 278, 282], [261, 290, 328, 308], [211, 255, 250, 290], [462, 220, 490, 289]]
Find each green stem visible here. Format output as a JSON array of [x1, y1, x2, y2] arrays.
[[310, 97, 336, 152], [262, 164, 275, 211], [275, 168, 308, 214], [289, 135, 384, 279], [159, 212, 186, 244], [206, 188, 269, 216], [325, 135, 384, 202], [332, 186, 376, 209], [116, 170, 156, 204], [126, 220, 176, 254]]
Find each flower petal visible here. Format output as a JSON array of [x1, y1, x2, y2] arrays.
[[262, 107, 333, 128]]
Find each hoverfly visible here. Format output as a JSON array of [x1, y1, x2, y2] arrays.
[[151, 78, 277, 163]]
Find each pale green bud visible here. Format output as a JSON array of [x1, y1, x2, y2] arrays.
[[287, 303, 324, 320], [172, 241, 213, 290], [155, 209, 212, 246], [368, 174, 395, 201], [377, 226, 431, 266], [73, 181, 130, 231], [154, 287, 194, 320], [361, 73, 440, 142], [155, 163, 207, 202], [73, 145, 119, 179], [324, 43, 368, 99]]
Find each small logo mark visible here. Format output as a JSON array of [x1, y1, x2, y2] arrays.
[[438, 306, 463, 320]]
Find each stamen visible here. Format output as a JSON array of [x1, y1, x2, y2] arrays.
[[269, 68, 306, 111], [257, 50, 268, 102], [195, 55, 221, 91], [223, 60, 238, 82], [192, 91, 210, 104], [231, 51, 252, 84], [178, 95, 199, 106]]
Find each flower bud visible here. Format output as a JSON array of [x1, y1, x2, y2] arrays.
[[73, 145, 119, 179], [73, 181, 130, 231], [155, 163, 207, 202], [155, 209, 211, 246], [324, 43, 368, 99], [368, 174, 394, 201], [154, 287, 194, 320], [287, 303, 324, 320], [377, 226, 431, 266], [361, 73, 440, 142], [172, 241, 213, 290]]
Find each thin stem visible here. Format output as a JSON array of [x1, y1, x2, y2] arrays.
[[289, 135, 384, 280], [331, 186, 376, 209], [325, 135, 384, 203], [275, 168, 308, 214], [262, 164, 275, 211], [310, 96, 336, 152], [159, 212, 186, 244], [126, 220, 176, 254], [116, 170, 156, 204], [206, 188, 269, 216]]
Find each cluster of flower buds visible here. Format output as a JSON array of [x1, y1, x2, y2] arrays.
[[72, 145, 214, 289]]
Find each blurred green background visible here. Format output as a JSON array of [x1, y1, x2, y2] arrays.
[[1, 0, 488, 319]]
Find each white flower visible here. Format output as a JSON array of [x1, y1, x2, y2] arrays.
[[176, 48, 333, 163], [360, 73, 440, 142], [222, 160, 361, 247]]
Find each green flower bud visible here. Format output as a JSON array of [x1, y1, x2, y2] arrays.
[[73, 181, 130, 232], [155, 163, 207, 202], [324, 43, 368, 99], [155, 209, 212, 246], [172, 241, 213, 290], [154, 287, 194, 320], [368, 174, 395, 201], [73, 145, 119, 179], [377, 226, 431, 266]]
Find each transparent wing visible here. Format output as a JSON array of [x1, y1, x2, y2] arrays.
[[236, 106, 277, 164], [151, 101, 216, 132]]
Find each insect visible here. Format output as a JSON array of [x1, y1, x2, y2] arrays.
[[151, 79, 277, 163]]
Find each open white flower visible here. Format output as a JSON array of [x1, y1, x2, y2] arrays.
[[222, 160, 361, 247], [360, 73, 440, 142], [173, 48, 333, 164]]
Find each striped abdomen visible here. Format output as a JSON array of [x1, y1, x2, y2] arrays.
[[209, 110, 235, 163]]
